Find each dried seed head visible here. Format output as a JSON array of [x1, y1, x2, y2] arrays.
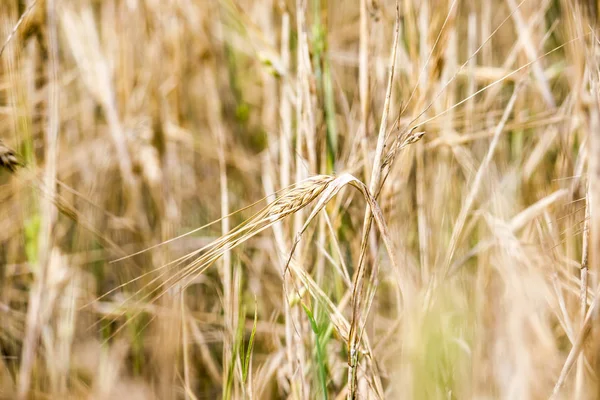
[[268, 175, 334, 217], [382, 128, 425, 168], [0, 141, 22, 173], [400, 130, 425, 149]]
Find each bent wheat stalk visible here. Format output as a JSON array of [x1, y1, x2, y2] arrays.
[[348, 3, 400, 397], [90, 175, 336, 341]]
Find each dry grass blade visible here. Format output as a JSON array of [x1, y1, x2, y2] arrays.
[[410, 33, 587, 132], [0, 0, 38, 58], [449, 188, 569, 274], [17, 0, 59, 396], [506, 0, 555, 108], [443, 80, 524, 273], [551, 282, 600, 398], [574, 186, 590, 399]]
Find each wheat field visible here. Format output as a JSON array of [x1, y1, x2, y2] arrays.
[[0, 0, 599, 399]]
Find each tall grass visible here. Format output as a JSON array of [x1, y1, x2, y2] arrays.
[[0, 0, 598, 399]]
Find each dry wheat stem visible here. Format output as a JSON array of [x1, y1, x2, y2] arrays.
[[348, 4, 400, 397], [0, 0, 38, 59], [551, 281, 600, 398], [18, 1, 59, 397], [411, 34, 587, 133], [443, 80, 523, 274], [396, 0, 527, 131], [281, 173, 395, 400], [399, 0, 459, 117], [575, 187, 590, 399]]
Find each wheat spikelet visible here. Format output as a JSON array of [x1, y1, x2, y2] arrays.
[[382, 128, 425, 170], [267, 175, 334, 217]]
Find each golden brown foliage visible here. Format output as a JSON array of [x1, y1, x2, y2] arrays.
[[0, 0, 598, 399]]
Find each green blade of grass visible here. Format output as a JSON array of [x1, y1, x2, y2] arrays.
[[302, 302, 329, 400]]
